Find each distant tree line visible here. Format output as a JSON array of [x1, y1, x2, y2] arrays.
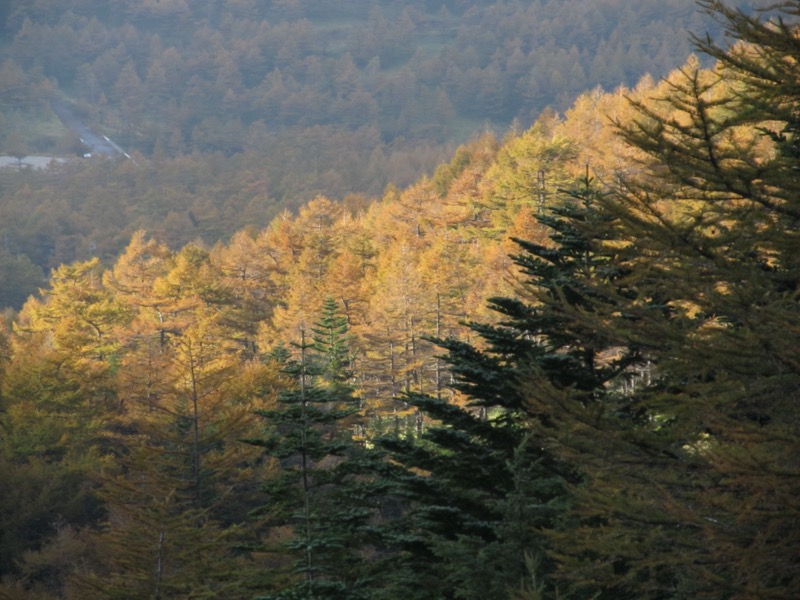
[[1, 3, 798, 598], [1, 0, 747, 200]]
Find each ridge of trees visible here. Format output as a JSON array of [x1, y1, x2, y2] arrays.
[[0, 0, 752, 298], [0, 75, 639, 596], [3, 0, 743, 148], [2, 1, 799, 596]]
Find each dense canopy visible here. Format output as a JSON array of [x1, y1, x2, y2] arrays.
[[0, 1, 798, 598]]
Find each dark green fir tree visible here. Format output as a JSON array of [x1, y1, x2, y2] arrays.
[[538, 3, 800, 598], [245, 302, 380, 600], [373, 174, 641, 600], [310, 296, 356, 395]]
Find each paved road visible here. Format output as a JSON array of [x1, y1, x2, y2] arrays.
[[50, 99, 124, 157]]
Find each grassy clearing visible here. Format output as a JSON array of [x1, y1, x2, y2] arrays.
[[0, 106, 71, 155]]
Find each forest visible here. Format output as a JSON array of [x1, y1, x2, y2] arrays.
[[2, 0, 800, 598], [0, 0, 754, 307]]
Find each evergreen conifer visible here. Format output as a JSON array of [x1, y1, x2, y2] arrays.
[[537, 3, 800, 597]]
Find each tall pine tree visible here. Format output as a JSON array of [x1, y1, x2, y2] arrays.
[[374, 174, 639, 599], [534, 2, 800, 597], [245, 301, 379, 600]]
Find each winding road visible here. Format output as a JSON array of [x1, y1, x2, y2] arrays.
[[50, 99, 127, 158]]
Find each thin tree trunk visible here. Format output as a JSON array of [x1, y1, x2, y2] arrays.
[[188, 344, 202, 506], [435, 292, 442, 399], [154, 528, 165, 600], [299, 327, 314, 594]]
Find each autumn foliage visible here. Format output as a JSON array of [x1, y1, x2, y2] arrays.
[[2, 2, 799, 597]]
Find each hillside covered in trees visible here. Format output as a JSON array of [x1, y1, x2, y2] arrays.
[[1, 1, 799, 598], [2, 0, 746, 157], [0, 0, 753, 307]]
